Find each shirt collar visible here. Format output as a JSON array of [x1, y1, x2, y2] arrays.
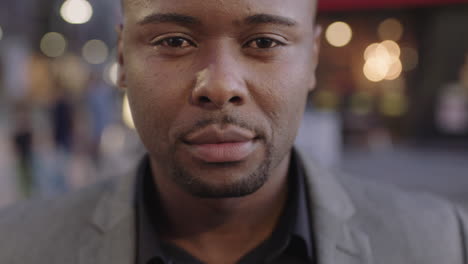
[[290, 149, 314, 260], [135, 150, 314, 263], [135, 156, 168, 264]]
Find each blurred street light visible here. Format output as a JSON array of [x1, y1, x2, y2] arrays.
[[325, 22, 353, 47], [378, 18, 404, 42], [82, 39, 109, 64], [363, 41, 403, 82], [385, 60, 403, 81], [60, 0, 93, 25], [364, 43, 381, 61], [40, 32, 67, 58], [381, 40, 401, 60], [364, 57, 389, 82]]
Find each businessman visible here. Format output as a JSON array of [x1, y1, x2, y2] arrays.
[[1, 0, 467, 263]]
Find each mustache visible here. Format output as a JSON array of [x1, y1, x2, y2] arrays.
[[177, 115, 265, 141]]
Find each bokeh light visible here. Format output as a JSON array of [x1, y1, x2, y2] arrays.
[[325, 21, 353, 47], [385, 60, 403, 81], [104, 62, 119, 86], [364, 43, 381, 61], [40, 32, 67, 58], [60, 0, 93, 25], [378, 18, 404, 41], [82, 39, 109, 65], [51, 54, 90, 95], [364, 57, 389, 82], [363, 41, 403, 82], [122, 94, 135, 130], [381, 40, 401, 61]]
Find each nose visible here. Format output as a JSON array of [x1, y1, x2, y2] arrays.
[[191, 59, 248, 110]]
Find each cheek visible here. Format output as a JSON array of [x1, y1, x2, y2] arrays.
[[125, 58, 190, 151], [250, 63, 309, 164], [253, 59, 311, 136]]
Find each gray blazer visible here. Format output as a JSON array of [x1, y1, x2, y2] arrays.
[[1, 148, 467, 264]]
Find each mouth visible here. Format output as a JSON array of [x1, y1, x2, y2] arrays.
[[182, 125, 260, 163]]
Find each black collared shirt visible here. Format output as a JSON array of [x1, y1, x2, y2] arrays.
[[135, 151, 315, 264]]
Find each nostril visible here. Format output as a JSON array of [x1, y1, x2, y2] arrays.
[[199, 96, 211, 103], [229, 96, 242, 104]]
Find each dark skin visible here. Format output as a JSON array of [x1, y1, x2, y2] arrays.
[[118, 0, 320, 263]]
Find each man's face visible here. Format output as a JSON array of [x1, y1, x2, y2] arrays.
[[119, 0, 319, 198]]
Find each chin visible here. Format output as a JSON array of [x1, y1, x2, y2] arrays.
[[170, 153, 272, 198]]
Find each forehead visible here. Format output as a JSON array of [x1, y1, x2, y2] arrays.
[[123, 0, 316, 26]]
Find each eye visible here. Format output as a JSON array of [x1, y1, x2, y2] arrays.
[[153, 37, 196, 48], [244, 37, 284, 49]]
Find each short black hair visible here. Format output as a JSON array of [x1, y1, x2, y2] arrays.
[[120, 0, 318, 20]]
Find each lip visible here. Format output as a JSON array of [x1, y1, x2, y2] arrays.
[[183, 126, 258, 163], [184, 125, 256, 145]]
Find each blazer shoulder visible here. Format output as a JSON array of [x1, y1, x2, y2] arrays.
[[0, 176, 119, 262], [338, 173, 454, 216], [339, 173, 468, 262]]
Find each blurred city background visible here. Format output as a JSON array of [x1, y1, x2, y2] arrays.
[[0, 0, 468, 208]]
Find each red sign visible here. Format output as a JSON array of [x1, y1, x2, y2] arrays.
[[318, 0, 468, 11]]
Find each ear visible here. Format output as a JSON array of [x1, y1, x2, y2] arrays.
[[117, 24, 127, 90], [308, 25, 322, 92]]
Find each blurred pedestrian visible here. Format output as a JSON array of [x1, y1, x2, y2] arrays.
[[11, 101, 33, 197]]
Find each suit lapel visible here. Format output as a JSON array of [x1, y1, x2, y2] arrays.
[[313, 209, 372, 264], [78, 172, 137, 264], [77, 148, 372, 264], [296, 147, 373, 264]]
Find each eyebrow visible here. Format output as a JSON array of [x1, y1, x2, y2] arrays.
[[244, 14, 298, 27], [138, 13, 201, 26], [137, 12, 298, 28]]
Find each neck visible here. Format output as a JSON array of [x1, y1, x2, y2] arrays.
[[150, 153, 291, 263]]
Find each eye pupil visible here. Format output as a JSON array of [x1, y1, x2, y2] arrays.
[[167, 37, 185, 47], [256, 38, 273, 48]]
